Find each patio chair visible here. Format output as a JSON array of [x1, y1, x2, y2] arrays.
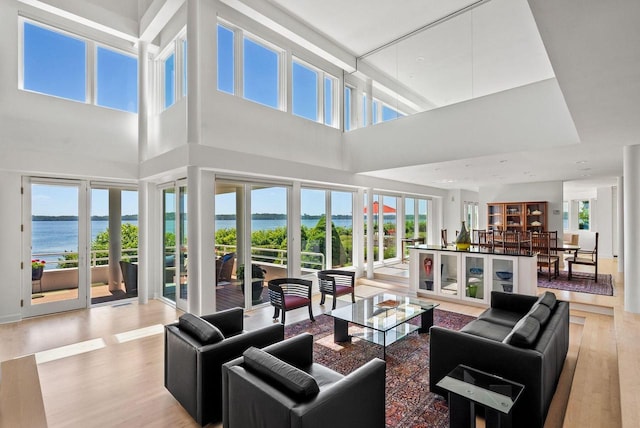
[[216, 252, 235, 285], [267, 278, 314, 324], [568, 232, 599, 282], [317, 270, 356, 310]]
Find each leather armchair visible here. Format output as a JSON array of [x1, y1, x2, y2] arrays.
[[222, 333, 386, 428], [164, 307, 284, 425]]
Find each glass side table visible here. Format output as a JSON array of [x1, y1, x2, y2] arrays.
[[436, 364, 524, 428]]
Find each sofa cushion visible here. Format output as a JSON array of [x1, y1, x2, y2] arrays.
[[503, 315, 541, 348], [178, 313, 225, 345], [527, 303, 552, 326], [478, 308, 524, 328], [242, 347, 320, 400], [536, 291, 557, 310], [461, 319, 513, 342]]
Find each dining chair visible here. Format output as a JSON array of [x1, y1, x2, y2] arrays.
[[568, 232, 599, 282]]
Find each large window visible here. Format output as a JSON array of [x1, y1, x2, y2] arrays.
[[324, 76, 336, 126], [344, 86, 353, 131], [164, 52, 176, 109], [579, 200, 590, 230], [217, 24, 235, 94], [243, 37, 281, 109], [23, 21, 86, 102], [292, 61, 318, 120], [96, 46, 138, 113], [22, 20, 138, 113], [301, 188, 354, 272]]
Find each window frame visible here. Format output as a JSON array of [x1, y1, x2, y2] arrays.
[[156, 29, 187, 113], [19, 17, 139, 114], [94, 43, 138, 113], [242, 32, 285, 111], [290, 56, 338, 127]]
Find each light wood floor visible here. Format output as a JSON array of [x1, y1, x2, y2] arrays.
[[0, 259, 637, 428]]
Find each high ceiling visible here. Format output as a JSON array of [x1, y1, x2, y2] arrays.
[[268, 0, 640, 192]]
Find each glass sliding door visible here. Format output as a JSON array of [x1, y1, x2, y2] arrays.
[[248, 185, 288, 306], [215, 181, 244, 311], [331, 191, 353, 268], [24, 179, 88, 316], [301, 188, 326, 273], [89, 187, 138, 304], [162, 187, 177, 301], [381, 195, 397, 261], [161, 183, 188, 310], [177, 184, 188, 309]]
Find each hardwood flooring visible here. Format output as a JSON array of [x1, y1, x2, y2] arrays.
[[0, 259, 636, 428]]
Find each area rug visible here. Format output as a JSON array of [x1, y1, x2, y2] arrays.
[[285, 309, 476, 428], [537, 271, 613, 296]]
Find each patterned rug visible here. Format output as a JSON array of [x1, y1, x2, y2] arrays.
[[537, 271, 613, 296], [285, 309, 476, 428]]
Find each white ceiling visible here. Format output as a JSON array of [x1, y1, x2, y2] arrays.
[[268, 0, 640, 193]]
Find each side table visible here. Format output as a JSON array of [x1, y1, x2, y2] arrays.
[[436, 364, 524, 428]]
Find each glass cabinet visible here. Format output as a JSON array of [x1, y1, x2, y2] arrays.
[[440, 253, 460, 297], [462, 255, 486, 302], [490, 257, 518, 293], [418, 251, 437, 292]]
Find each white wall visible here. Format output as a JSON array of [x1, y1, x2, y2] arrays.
[[344, 79, 579, 173], [0, 172, 24, 323], [0, 1, 139, 180], [479, 181, 564, 233]]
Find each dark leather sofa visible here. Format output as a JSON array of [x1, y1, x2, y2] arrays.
[[164, 307, 284, 425], [430, 291, 569, 428], [221, 333, 386, 428]]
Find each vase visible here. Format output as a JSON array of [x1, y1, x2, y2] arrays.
[[32, 266, 44, 281], [455, 221, 471, 250]]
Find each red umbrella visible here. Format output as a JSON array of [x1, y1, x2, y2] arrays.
[[364, 201, 396, 214]]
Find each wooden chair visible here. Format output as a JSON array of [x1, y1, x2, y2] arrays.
[[317, 270, 356, 310], [568, 232, 599, 282], [532, 232, 559, 280], [267, 278, 314, 324]]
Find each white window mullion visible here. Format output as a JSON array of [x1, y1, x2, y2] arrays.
[[235, 28, 243, 98], [317, 72, 324, 124], [286, 50, 293, 114], [87, 40, 95, 105]]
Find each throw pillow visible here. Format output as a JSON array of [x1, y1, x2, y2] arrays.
[[536, 291, 557, 310], [242, 347, 320, 400], [178, 313, 225, 345], [503, 315, 541, 348]]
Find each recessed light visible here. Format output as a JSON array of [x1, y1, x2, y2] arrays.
[[578, 167, 591, 171], [576, 160, 588, 164], [499, 160, 508, 163], [416, 56, 425, 62], [465, 164, 471, 167], [581, 174, 591, 177]]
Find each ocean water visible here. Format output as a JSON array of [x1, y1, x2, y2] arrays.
[[31, 217, 360, 260]]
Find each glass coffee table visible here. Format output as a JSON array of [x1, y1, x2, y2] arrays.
[[326, 293, 439, 359]]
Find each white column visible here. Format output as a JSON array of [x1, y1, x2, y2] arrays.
[[354, 189, 365, 277], [617, 177, 624, 273], [137, 182, 151, 304], [623, 145, 640, 313], [289, 182, 302, 276], [108, 189, 122, 291], [186, 0, 201, 145]]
